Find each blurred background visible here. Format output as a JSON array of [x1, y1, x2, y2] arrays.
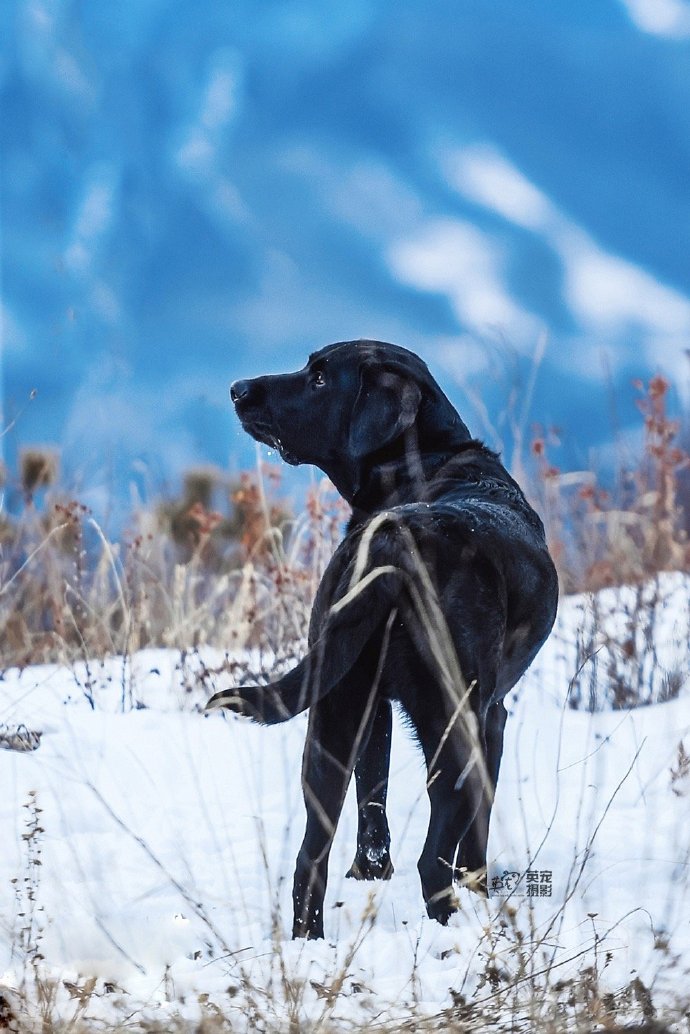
[[2, 0, 690, 529]]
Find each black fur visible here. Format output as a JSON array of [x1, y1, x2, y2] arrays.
[[207, 340, 558, 939]]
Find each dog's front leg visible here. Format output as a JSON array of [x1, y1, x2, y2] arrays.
[[292, 657, 384, 939], [292, 696, 356, 939]]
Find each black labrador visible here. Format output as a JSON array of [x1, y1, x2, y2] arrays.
[[207, 340, 558, 939]]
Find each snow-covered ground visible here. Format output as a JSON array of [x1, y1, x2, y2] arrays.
[[0, 575, 689, 1028]]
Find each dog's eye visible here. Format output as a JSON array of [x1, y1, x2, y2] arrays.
[[311, 370, 326, 388]]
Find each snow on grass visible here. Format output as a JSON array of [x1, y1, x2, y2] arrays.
[[0, 576, 689, 1029]]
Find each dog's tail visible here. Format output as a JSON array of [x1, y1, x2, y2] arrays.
[[205, 564, 402, 725]]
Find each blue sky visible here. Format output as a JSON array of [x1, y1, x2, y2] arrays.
[[2, 0, 690, 524]]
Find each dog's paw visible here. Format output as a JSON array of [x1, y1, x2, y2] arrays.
[[345, 852, 394, 881], [425, 888, 460, 925], [458, 866, 488, 897], [292, 919, 325, 940]]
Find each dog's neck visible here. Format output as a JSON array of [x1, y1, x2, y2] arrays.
[[329, 392, 475, 512], [348, 446, 450, 516], [349, 437, 492, 521]]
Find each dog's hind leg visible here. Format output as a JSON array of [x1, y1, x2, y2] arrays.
[[413, 711, 491, 925], [346, 697, 394, 881], [456, 698, 508, 889]]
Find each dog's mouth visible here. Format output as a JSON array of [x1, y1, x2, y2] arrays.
[[240, 418, 300, 466], [271, 437, 300, 466]]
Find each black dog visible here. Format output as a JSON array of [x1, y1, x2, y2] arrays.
[[207, 340, 558, 939]]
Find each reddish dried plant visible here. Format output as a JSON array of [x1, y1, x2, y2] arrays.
[[531, 375, 690, 591], [232, 467, 290, 558]]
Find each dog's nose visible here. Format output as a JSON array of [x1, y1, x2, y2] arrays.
[[230, 380, 250, 404]]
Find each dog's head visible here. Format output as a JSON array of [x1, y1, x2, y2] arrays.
[[230, 340, 470, 501]]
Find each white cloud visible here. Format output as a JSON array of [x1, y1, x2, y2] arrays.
[[89, 282, 121, 324], [64, 164, 118, 274], [389, 218, 541, 340], [176, 131, 215, 173], [173, 51, 248, 227], [433, 334, 493, 379], [328, 161, 424, 240], [556, 226, 690, 337], [53, 48, 91, 97], [444, 145, 556, 232], [442, 143, 690, 381], [21, 1, 94, 101], [618, 0, 690, 38], [279, 148, 425, 242], [175, 49, 242, 177], [201, 64, 240, 131]]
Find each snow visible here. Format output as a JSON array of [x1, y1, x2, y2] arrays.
[[0, 577, 689, 1027]]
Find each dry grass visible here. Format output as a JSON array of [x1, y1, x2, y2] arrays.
[[1, 375, 690, 1030], [531, 374, 689, 594], [0, 465, 347, 675], [3, 842, 686, 1034], [1, 375, 687, 674]]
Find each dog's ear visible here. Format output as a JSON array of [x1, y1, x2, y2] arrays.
[[348, 363, 422, 459]]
